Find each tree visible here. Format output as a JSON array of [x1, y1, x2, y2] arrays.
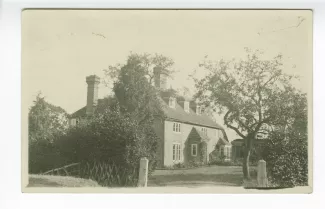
[[101, 52, 175, 172], [194, 49, 305, 179], [28, 93, 69, 173], [105, 52, 175, 125], [28, 93, 69, 143], [104, 52, 176, 87]]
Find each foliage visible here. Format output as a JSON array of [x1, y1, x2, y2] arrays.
[[77, 161, 138, 187], [28, 93, 69, 143], [28, 94, 70, 173], [55, 108, 159, 186], [110, 53, 172, 125], [104, 52, 176, 87], [193, 48, 304, 179], [29, 139, 66, 173], [261, 95, 308, 187]]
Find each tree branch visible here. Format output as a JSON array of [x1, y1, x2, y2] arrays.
[[224, 110, 246, 139]]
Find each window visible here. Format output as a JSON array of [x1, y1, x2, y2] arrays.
[[222, 146, 232, 160], [220, 146, 224, 157], [70, 118, 76, 126], [184, 101, 190, 113], [228, 147, 232, 159], [169, 97, 176, 108], [76, 118, 79, 125], [201, 127, 208, 135], [173, 143, 181, 161], [191, 144, 198, 156], [173, 122, 181, 133]]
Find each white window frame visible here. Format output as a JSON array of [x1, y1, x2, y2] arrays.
[[173, 122, 181, 133], [228, 147, 232, 159], [191, 144, 198, 156], [173, 143, 181, 161], [70, 118, 77, 126], [220, 146, 224, 157]]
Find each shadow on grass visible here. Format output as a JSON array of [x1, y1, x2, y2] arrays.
[[148, 173, 243, 187]]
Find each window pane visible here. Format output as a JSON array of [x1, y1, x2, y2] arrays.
[[177, 145, 181, 160], [173, 144, 175, 160], [192, 144, 197, 156]]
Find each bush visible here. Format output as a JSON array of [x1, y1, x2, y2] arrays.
[[29, 139, 61, 174], [262, 131, 308, 187], [77, 161, 139, 187], [53, 109, 158, 186], [29, 108, 159, 187]]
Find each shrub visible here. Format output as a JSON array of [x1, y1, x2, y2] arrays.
[[173, 162, 186, 169], [262, 131, 308, 187], [54, 109, 158, 187], [77, 161, 139, 187], [29, 139, 63, 173]]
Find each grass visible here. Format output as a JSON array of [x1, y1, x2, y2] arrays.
[[28, 174, 100, 187], [148, 165, 257, 187]]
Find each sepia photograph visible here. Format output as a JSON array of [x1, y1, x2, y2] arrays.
[[21, 9, 313, 193]]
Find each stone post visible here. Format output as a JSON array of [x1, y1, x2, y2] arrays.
[[257, 160, 268, 187], [137, 157, 149, 187]]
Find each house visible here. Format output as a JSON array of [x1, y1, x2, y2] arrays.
[[69, 73, 232, 168]]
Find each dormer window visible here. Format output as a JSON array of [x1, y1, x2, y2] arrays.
[[169, 97, 176, 108], [196, 105, 202, 115], [184, 101, 190, 113]]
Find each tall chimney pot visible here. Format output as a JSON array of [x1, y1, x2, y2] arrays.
[[86, 75, 100, 116]]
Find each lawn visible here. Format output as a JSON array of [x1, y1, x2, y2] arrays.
[[28, 174, 100, 187], [28, 166, 256, 188], [148, 165, 256, 187]]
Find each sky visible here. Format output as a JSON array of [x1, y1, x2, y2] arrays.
[[22, 10, 312, 140]]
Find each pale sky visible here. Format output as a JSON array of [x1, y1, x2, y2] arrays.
[[22, 10, 312, 140]]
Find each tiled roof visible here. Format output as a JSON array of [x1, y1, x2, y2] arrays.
[[217, 137, 231, 146], [69, 99, 107, 118], [70, 97, 225, 131], [160, 97, 224, 130], [70, 106, 87, 118]]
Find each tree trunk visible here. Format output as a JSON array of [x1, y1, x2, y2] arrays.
[[243, 134, 254, 180], [243, 148, 251, 179]]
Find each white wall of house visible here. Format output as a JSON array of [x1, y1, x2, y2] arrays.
[[163, 120, 225, 166]]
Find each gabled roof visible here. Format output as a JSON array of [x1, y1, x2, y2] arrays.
[[193, 127, 211, 142], [70, 106, 87, 118], [70, 93, 225, 131], [160, 97, 224, 130], [217, 137, 231, 146]]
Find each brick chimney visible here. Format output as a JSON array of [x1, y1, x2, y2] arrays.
[[153, 66, 168, 90], [86, 75, 100, 116]]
